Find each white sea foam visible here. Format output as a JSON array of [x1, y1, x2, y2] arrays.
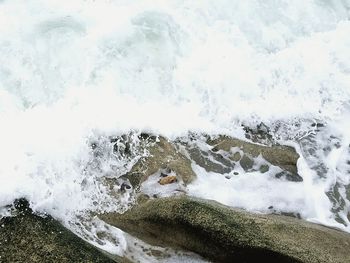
[[0, 0, 350, 258]]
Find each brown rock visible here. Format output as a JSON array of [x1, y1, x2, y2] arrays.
[[158, 175, 177, 185]]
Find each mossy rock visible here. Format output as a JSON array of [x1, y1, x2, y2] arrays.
[[100, 196, 350, 263], [0, 199, 117, 263]]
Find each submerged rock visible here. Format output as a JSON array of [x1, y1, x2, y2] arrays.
[[0, 199, 116, 263], [208, 135, 302, 181], [121, 133, 303, 192], [184, 146, 233, 174], [239, 154, 255, 171], [100, 196, 350, 263]]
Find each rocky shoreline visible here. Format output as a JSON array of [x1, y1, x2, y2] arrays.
[[1, 134, 350, 262]]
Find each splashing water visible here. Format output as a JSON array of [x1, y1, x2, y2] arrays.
[[1, 0, 350, 258]]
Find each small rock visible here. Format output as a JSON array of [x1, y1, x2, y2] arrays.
[[311, 123, 324, 128], [160, 172, 168, 177], [211, 147, 219, 152], [231, 152, 241, 162], [260, 165, 269, 173], [275, 171, 303, 182], [158, 176, 177, 185], [120, 183, 132, 191], [239, 155, 254, 171]]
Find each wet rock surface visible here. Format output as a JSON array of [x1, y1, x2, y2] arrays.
[[100, 196, 350, 263], [119, 133, 303, 192], [185, 146, 233, 174], [123, 136, 197, 187], [207, 135, 302, 181], [1, 133, 348, 263], [0, 199, 116, 263]]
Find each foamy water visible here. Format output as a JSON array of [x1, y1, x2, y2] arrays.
[[0, 0, 350, 259]]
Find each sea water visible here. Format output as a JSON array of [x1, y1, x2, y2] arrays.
[[0, 0, 350, 260]]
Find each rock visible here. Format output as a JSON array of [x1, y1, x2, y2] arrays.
[[239, 154, 254, 171], [100, 196, 350, 263], [185, 146, 233, 174], [276, 171, 303, 182], [123, 137, 196, 187], [259, 164, 270, 173], [120, 182, 132, 192], [243, 122, 274, 144], [208, 135, 300, 177], [120, 134, 302, 187], [231, 151, 241, 162], [0, 199, 117, 263], [158, 175, 177, 185]]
